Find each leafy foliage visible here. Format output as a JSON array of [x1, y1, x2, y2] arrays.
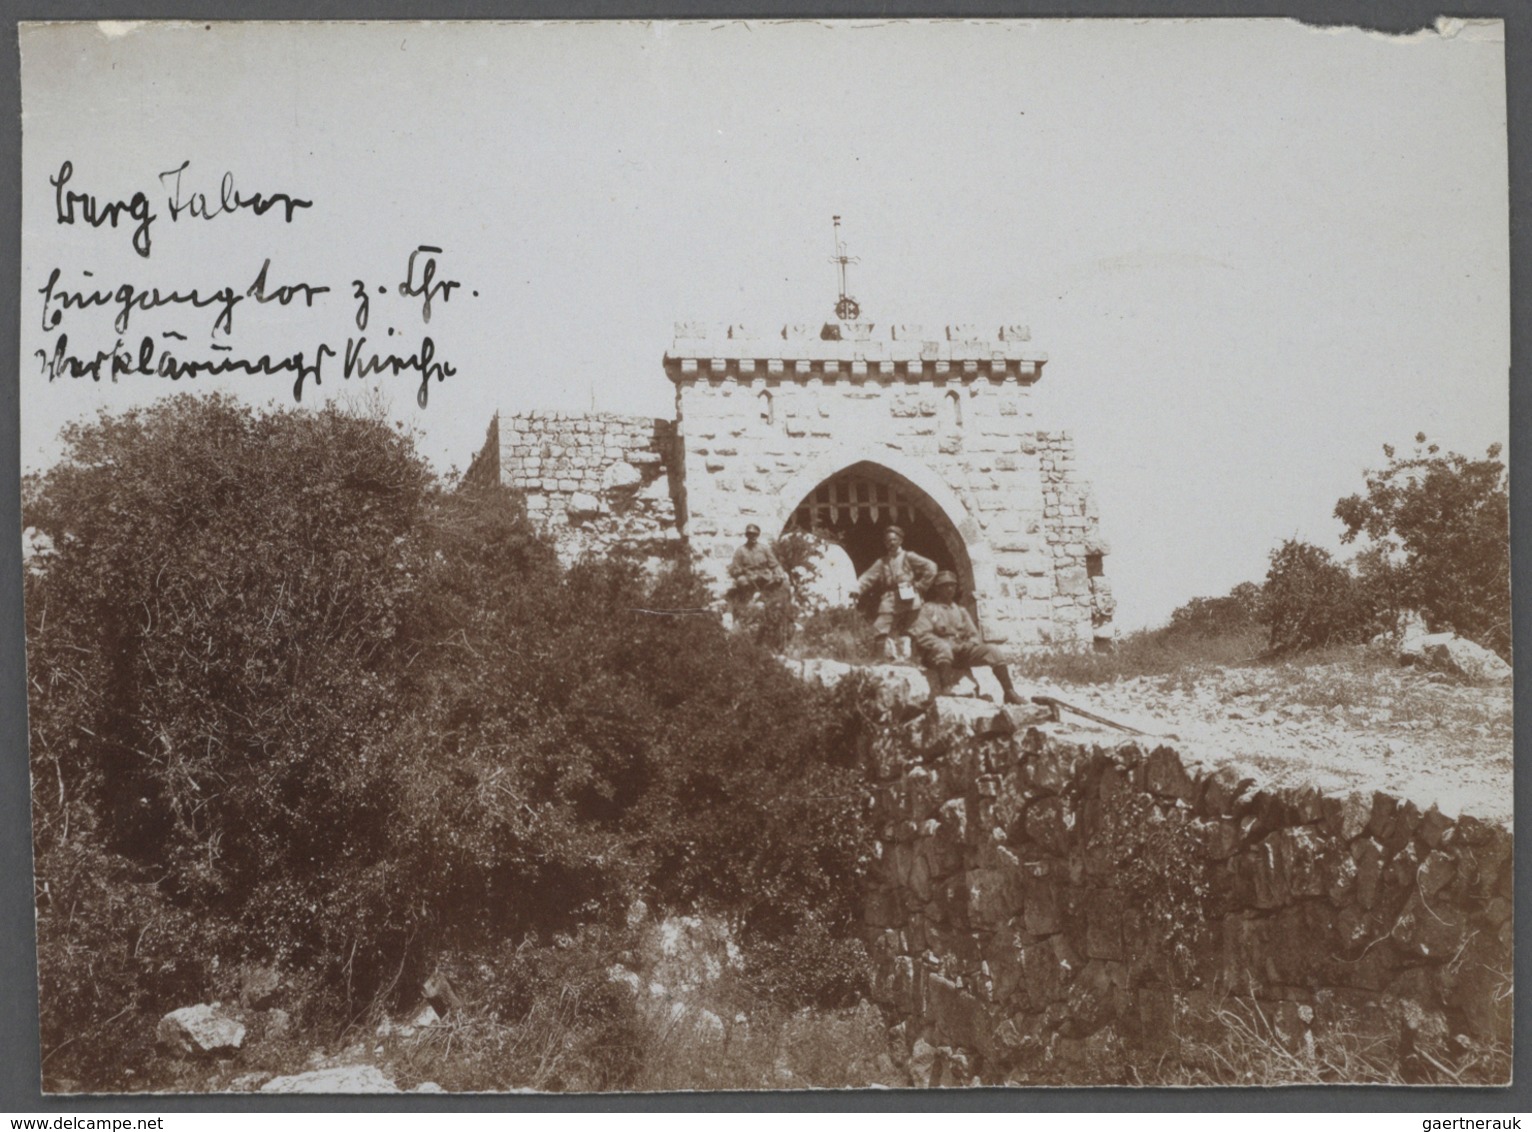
[[1165, 582, 1264, 641], [25, 396, 874, 1088], [1335, 437, 1509, 658], [1261, 539, 1376, 655], [1146, 436, 1508, 661]]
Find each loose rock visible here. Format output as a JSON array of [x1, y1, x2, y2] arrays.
[[260, 1065, 400, 1093], [156, 1005, 246, 1058]]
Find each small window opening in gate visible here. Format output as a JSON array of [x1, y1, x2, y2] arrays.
[[1086, 552, 1104, 578], [943, 389, 963, 429], [758, 390, 774, 427]]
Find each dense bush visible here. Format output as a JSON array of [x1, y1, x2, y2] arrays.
[[1261, 539, 1377, 655], [1335, 437, 1510, 658], [791, 606, 879, 664], [25, 396, 873, 1088], [1154, 437, 1508, 661], [1164, 582, 1264, 641]]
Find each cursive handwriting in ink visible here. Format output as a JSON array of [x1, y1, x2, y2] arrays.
[[158, 160, 313, 225], [51, 161, 157, 259], [398, 246, 460, 324], [38, 266, 241, 336], [37, 331, 335, 402], [38, 261, 331, 337], [245, 258, 330, 311], [351, 280, 370, 331], [344, 335, 456, 408]]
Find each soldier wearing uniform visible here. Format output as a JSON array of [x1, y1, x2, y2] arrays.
[[909, 570, 1026, 705], [728, 524, 788, 608], [855, 525, 937, 661]]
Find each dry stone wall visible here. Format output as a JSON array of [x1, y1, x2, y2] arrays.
[[477, 410, 682, 565], [858, 704, 1513, 1085]]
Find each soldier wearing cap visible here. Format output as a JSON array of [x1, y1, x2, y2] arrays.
[[728, 523, 788, 607], [855, 525, 938, 661], [909, 570, 1027, 705]]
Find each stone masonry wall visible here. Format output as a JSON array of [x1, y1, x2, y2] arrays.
[[857, 700, 1513, 1085], [486, 410, 681, 565], [668, 323, 1114, 650], [1037, 431, 1115, 648]]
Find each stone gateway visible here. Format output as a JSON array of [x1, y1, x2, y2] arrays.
[[471, 320, 1116, 649]]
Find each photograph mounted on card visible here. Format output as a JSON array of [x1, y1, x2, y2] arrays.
[[18, 19, 1510, 1094]]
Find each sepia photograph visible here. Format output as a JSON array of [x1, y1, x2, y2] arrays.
[[15, 18, 1512, 1094]]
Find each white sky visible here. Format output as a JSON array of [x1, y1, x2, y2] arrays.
[[18, 19, 1509, 630]]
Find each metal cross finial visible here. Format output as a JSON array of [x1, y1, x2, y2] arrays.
[[830, 215, 861, 321]]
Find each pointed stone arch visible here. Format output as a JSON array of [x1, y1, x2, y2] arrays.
[[771, 450, 1000, 631]]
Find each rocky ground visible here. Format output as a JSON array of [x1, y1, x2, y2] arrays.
[[136, 645, 1514, 1095], [923, 652, 1512, 827]]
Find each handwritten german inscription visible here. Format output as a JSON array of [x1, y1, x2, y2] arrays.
[[38, 159, 466, 406]]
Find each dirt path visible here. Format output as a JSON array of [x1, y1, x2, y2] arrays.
[[954, 657, 1511, 825]]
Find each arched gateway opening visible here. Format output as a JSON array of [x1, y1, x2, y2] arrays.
[[782, 460, 977, 607]]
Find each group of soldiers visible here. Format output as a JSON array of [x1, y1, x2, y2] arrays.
[[726, 522, 1027, 706]]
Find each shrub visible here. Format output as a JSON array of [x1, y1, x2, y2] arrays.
[[387, 929, 646, 1092], [1165, 582, 1264, 640], [33, 838, 226, 1090], [1261, 539, 1376, 655], [1335, 437, 1510, 658], [790, 605, 878, 664], [25, 396, 444, 1049], [770, 530, 826, 610], [26, 398, 878, 1089]]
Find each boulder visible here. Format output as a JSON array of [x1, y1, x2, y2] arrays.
[[260, 1065, 400, 1093], [1414, 634, 1511, 685], [908, 1037, 939, 1087], [156, 1004, 246, 1058], [607, 964, 644, 997], [377, 1003, 440, 1039]]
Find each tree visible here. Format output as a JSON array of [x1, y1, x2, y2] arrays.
[[1166, 581, 1264, 639], [25, 394, 441, 1079], [1261, 539, 1374, 654], [27, 396, 874, 1087], [1334, 437, 1510, 658]]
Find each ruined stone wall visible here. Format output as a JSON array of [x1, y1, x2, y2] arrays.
[[1036, 431, 1115, 649], [858, 710, 1512, 1085], [486, 410, 682, 565], [668, 323, 1114, 649]]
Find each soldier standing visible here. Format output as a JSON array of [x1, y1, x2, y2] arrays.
[[855, 525, 937, 662]]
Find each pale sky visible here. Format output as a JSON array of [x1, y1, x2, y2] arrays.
[[18, 19, 1509, 630]]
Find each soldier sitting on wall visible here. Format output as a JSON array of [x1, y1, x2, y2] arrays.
[[727, 524, 789, 609], [855, 525, 937, 662], [910, 570, 1027, 706]]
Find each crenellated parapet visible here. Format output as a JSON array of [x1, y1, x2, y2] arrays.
[[664, 323, 1046, 385]]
